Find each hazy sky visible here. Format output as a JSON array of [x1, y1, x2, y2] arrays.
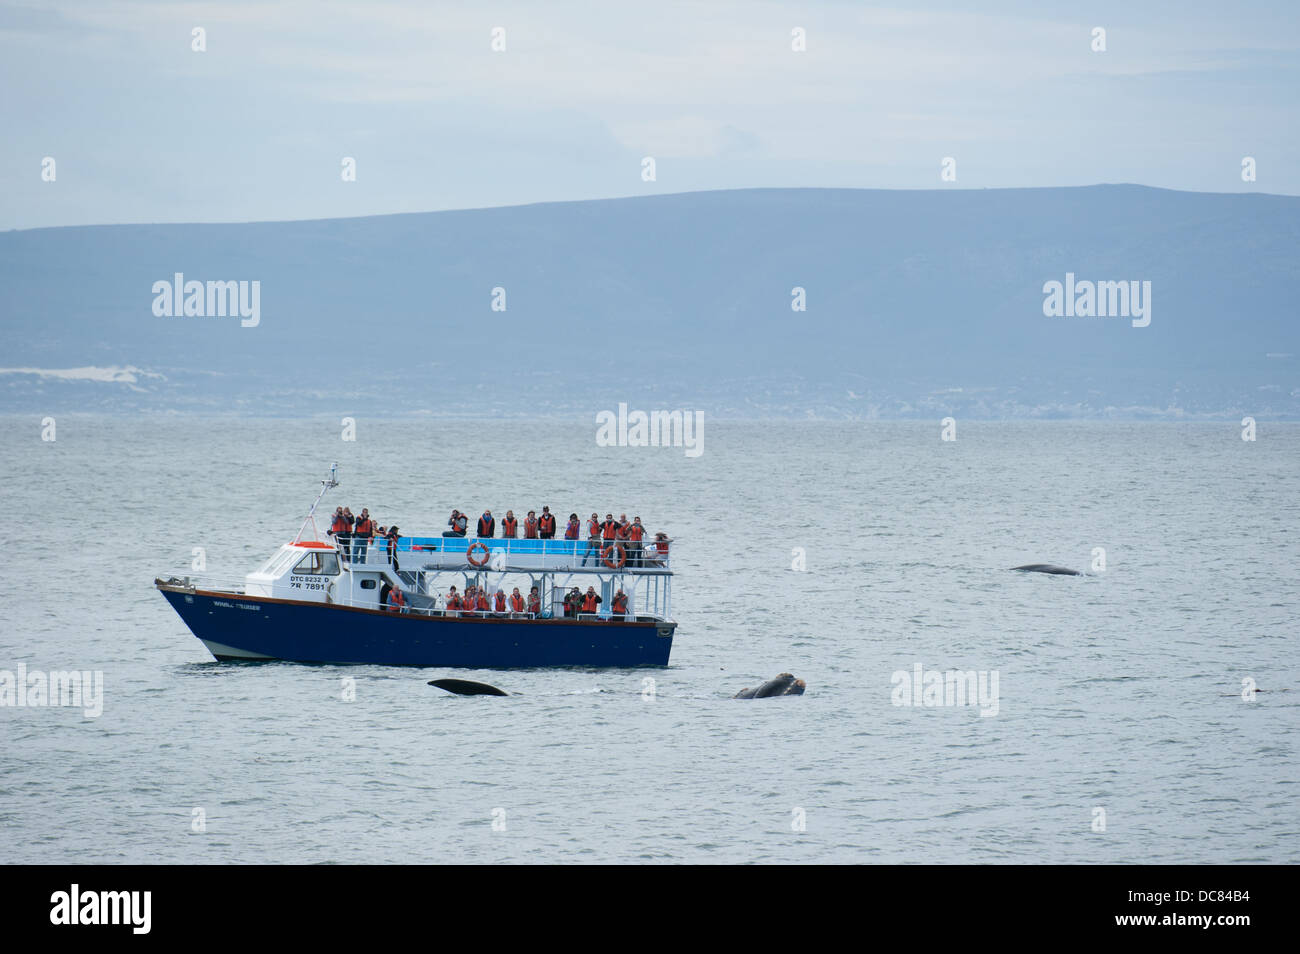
[[3, 0, 1298, 229]]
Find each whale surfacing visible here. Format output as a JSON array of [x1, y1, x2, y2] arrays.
[[734, 673, 807, 699], [1011, 564, 1081, 576], [429, 678, 509, 696]]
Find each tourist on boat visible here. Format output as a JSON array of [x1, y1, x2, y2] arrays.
[[582, 513, 602, 566], [563, 587, 581, 618], [445, 586, 462, 615], [338, 507, 356, 560], [611, 589, 629, 620], [477, 510, 495, 537], [509, 587, 525, 617], [386, 585, 407, 614], [627, 517, 646, 568], [580, 586, 603, 617], [494, 589, 506, 615], [385, 526, 401, 571], [329, 507, 351, 560], [564, 513, 580, 540], [527, 586, 541, 616], [353, 509, 375, 562], [523, 510, 539, 538], [538, 506, 556, 538], [644, 532, 671, 567], [601, 514, 618, 545], [462, 585, 476, 615], [475, 589, 491, 614], [442, 509, 468, 537], [502, 510, 518, 538]]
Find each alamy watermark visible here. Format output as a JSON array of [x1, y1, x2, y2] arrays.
[[596, 402, 703, 458], [1042, 272, 1150, 327], [0, 664, 103, 718], [891, 663, 999, 717], [152, 273, 261, 327]]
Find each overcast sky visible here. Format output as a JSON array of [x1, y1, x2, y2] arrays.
[[3, 0, 1298, 229]]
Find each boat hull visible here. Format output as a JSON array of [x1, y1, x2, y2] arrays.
[[158, 585, 675, 667]]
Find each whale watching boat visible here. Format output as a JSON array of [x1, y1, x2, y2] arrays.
[[155, 465, 677, 667]]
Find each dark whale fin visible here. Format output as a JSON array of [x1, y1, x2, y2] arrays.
[[1011, 564, 1082, 576], [429, 678, 509, 696]]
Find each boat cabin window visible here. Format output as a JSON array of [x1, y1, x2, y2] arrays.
[[293, 552, 340, 576], [360, 579, 377, 590], [256, 548, 299, 577]]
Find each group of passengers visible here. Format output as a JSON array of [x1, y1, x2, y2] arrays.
[[562, 586, 631, 620], [442, 508, 670, 568], [327, 507, 401, 566]]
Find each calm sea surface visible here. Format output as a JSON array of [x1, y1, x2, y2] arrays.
[[1, 417, 1297, 864]]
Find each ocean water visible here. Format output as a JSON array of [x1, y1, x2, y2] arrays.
[[1, 417, 1297, 864]]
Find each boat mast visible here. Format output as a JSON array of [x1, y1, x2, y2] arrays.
[[294, 462, 339, 543]]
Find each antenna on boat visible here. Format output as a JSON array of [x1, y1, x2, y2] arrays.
[[294, 462, 340, 543]]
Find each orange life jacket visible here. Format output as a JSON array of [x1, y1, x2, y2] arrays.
[[524, 517, 538, 538], [509, 593, 525, 612], [330, 515, 347, 533], [494, 591, 506, 612], [612, 594, 628, 614], [616, 522, 630, 539], [601, 520, 618, 540], [391, 588, 406, 609], [628, 524, 644, 541], [476, 594, 490, 612], [502, 517, 518, 537], [527, 595, 540, 613], [587, 518, 600, 538], [477, 515, 494, 536], [539, 513, 555, 535], [581, 593, 599, 613], [565, 520, 580, 540], [354, 518, 373, 535], [447, 594, 461, 611]]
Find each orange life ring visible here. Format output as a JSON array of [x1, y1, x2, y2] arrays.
[[601, 543, 627, 569], [467, 541, 491, 567]]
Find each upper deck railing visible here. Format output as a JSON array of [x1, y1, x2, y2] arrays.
[[334, 533, 673, 574]]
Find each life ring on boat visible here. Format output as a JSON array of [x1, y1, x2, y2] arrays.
[[601, 543, 627, 569], [467, 541, 491, 567]]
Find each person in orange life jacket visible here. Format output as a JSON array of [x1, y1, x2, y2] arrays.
[[445, 586, 461, 615], [501, 511, 518, 538], [477, 510, 495, 537], [616, 514, 631, 561], [443, 509, 468, 538], [462, 585, 476, 614], [387, 585, 407, 613], [338, 507, 355, 560], [494, 589, 506, 615], [538, 506, 556, 539], [523, 510, 538, 539], [475, 589, 491, 614], [582, 512, 602, 566], [509, 587, 525, 616], [600, 514, 620, 563], [580, 586, 602, 616], [626, 516, 646, 568], [352, 509, 375, 562], [564, 513, 580, 541], [611, 589, 629, 619], [527, 586, 541, 616], [562, 587, 579, 618], [328, 507, 350, 560]]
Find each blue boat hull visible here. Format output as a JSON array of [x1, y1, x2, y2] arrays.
[[158, 586, 675, 667]]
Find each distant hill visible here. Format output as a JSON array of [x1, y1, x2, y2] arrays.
[[2, 185, 1297, 418]]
